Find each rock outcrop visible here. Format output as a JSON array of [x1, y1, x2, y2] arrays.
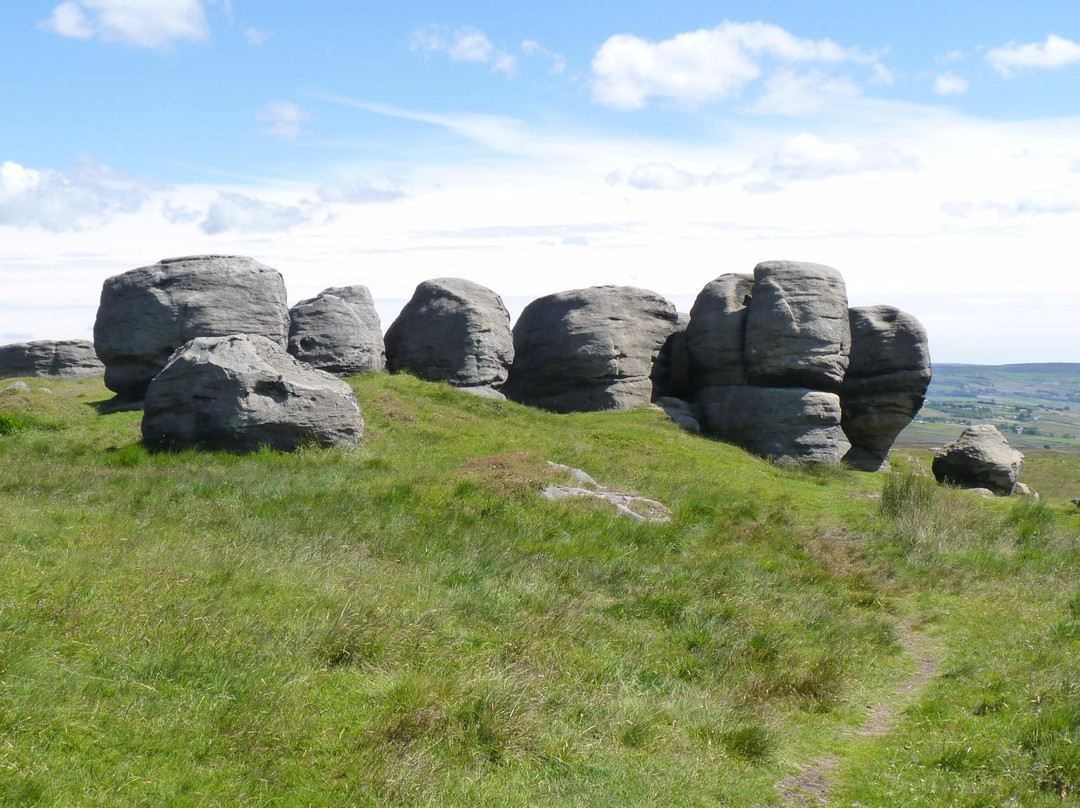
[[384, 278, 513, 397], [744, 261, 851, 391], [932, 424, 1023, 495], [841, 306, 932, 471], [685, 273, 753, 388], [287, 285, 385, 375], [94, 255, 290, 399], [697, 385, 849, 463], [142, 334, 363, 452], [504, 285, 678, 412], [0, 340, 103, 378], [650, 312, 692, 399]]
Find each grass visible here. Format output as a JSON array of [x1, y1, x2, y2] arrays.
[[2, 374, 1080, 805]]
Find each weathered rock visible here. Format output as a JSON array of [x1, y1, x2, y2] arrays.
[[841, 306, 932, 471], [697, 385, 849, 463], [5, 381, 31, 393], [142, 334, 362, 452], [685, 274, 754, 388], [744, 261, 850, 390], [652, 396, 701, 433], [94, 255, 290, 399], [0, 340, 103, 378], [1012, 482, 1039, 501], [932, 424, 1024, 495], [288, 286, 385, 375], [504, 285, 678, 412], [651, 312, 692, 399], [384, 278, 513, 394]]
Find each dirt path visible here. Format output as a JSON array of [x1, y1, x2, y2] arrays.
[[774, 617, 938, 807]]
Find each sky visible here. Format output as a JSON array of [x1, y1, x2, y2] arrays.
[[2, 1, 1080, 364]]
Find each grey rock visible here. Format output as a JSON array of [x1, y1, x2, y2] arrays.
[[288, 285, 385, 375], [6, 381, 31, 393], [967, 487, 996, 498], [94, 255, 290, 399], [1012, 482, 1039, 501], [504, 285, 678, 412], [650, 312, 692, 399], [841, 306, 932, 471], [0, 340, 103, 378], [697, 385, 849, 463], [652, 396, 701, 433], [685, 274, 754, 388], [932, 424, 1024, 495], [744, 260, 850, 390], [142, 334, 362, 452], [384, 278, 513, 393]]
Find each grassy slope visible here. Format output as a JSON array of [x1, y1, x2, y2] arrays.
[[2, 375, 1080, 806]]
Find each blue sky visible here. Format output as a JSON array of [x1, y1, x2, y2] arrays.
[[2, 1, 1080, 362]]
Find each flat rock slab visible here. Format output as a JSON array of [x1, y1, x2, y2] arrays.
[[142, 333, 363, 452], [94, 255, 290, 399], [541, 462, 671, 522], [504, 285, 678, 412], [0, 340, 103, 378]]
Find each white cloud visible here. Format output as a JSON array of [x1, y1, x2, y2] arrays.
[[752, 68, 861, 115], [245, 28, 269, 46], [0, 155, 156, 231], [1016, 187, 1080, 214], [590, 21, 879, 109], [755, 133, 919, 182], [933, 72, 968, 95], [42, 0, 210, 48], [626, 163, 700, 191], [987, 34, 1080, 77], [317, 179, 405, 204], [522, 39, 566, 74], [411, 25, 517, 77], [200, 192, 325, 234], [257, 101, 309, 138]]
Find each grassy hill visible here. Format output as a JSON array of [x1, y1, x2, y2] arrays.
[[897, 362, 1080, 452], [3, 374, 1080, 806]]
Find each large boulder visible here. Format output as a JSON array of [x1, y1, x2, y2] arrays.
[[698, 385, 849, 463], [384, 278, 513, 396], [932, 424, 1024, 495], [685, 273, 754, 388], [94, 255, 290, 399], [744, 261, 850, 391], [504, 285, 679, 413], [142, 334, 362, 452], [0, 340, 103, 378], [287, 285, 385, 375], [841, 306, 932, 471]]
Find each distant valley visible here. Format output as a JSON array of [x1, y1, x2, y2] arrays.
[[896, 363, 1080, 451]]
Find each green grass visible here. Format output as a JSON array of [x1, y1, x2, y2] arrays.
[[3, 374, 1080, 805]]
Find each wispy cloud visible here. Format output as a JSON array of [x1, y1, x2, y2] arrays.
[[258, 101, 309, 139], [754, 133, 919, 183], [41, 0, 210, 48], [933, 72, 968, 95], [316, 178, 405, 204], [521, 39, 566, 75], [200, 192, 327, 234], [245, 28, 269, 46], [0, 155, 158, 231], [987, 34, 1080, 77], [411, 25, 517, 78]]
